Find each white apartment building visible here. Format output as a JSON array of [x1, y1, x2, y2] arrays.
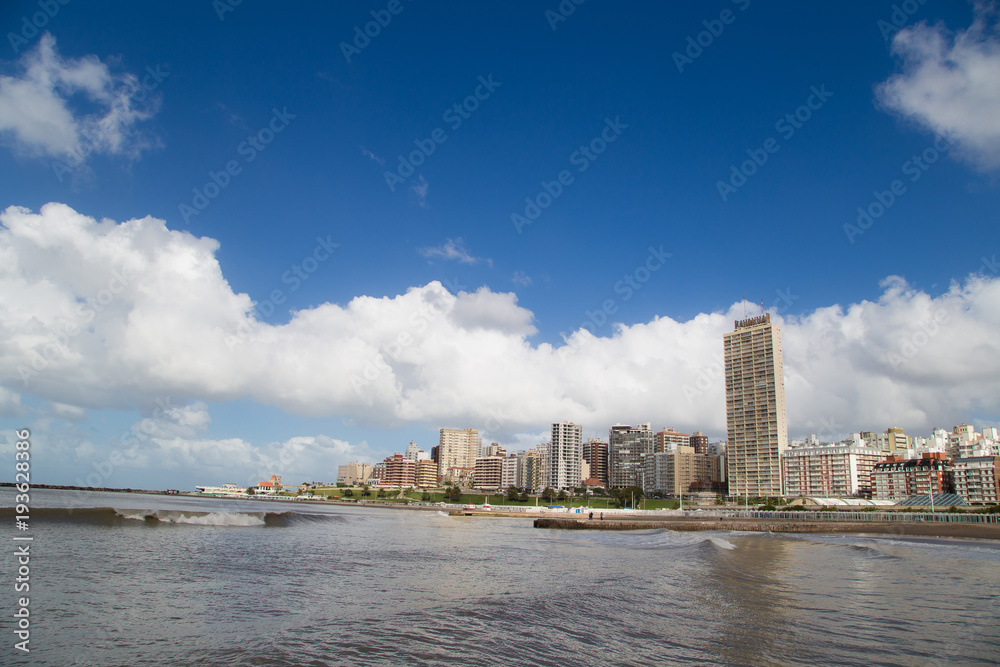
[[547, 422, 583, 490], [782, 442, 884, 498]]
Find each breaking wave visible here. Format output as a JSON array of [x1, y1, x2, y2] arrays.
[[0, 506, 342, 527]]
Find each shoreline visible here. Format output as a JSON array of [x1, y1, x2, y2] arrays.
[[533, 517, 1000, 540]]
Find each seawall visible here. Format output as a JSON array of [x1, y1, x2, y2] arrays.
[[533, 517, 1000, 540]]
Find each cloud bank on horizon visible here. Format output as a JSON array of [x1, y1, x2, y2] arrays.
[[2, 202, 998, 446]]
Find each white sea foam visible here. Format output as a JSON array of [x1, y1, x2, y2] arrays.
[[115, 509, 267, 527], [708, 537, 737, 550]]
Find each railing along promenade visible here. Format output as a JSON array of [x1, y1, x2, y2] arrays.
[[452, 504, 999, 524]]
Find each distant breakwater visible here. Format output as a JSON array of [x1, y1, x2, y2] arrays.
[[533, 517, 1000, 540]]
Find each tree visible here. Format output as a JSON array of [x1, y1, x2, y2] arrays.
[[376, 488, 387, 498], [556, 490, 567, 502], [518, 492, 529, 502], [343, 488, 354, 497], [421, 492, 431, 501], [541, 487, 556, 503], [446, 486, 462, 503], [506, 486, 520, 502]]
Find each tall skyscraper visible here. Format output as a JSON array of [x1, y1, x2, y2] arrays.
[[609, 423, 654, 488], [724, 313, 788, 497], [547, 422, 583, 490]]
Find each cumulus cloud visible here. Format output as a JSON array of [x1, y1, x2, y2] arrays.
[[876, 2, 1000, 169], [2, 203, 999, 447], [0, 33, 162, 165]]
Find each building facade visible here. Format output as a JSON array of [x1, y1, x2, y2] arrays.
[[473, 456, 503, 492], [337, 461, 373, 486], [381, 454, 416, 488], [644, 446, 723, 497], [414, 459, 439, 488], [438, 428, 481, 481], [724, 313, 788, 497], [953, 456, 1000, 505], [870, 453, 954, 501], [781, 443, 884, 498], [547, 422, 583, 490], [609, 423, 654, 488], [583, 439, 609, 487], [655, 427, 690, 453]]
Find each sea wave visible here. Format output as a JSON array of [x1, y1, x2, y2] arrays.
[[0, 506, 341, 527]]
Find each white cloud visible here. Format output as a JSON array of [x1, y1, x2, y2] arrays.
[[360, 145, 384, 165], [512, 270, 532, 286], [0, 33, 161, 164], [2, 203, 999, 447], [418, 237, 487, 265], [410, 174, 429, 207], [0, 387, 24, 417], [876, 2, 1000, 169]]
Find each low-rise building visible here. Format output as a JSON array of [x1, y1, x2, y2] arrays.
[[337, 462, 373, 486]]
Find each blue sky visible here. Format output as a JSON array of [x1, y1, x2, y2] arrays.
[[1, 1, 999, 490]]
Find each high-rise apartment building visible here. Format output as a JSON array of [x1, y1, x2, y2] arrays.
[[724, 313, 788, 497], [438, 428, 481, 481], [582, 439, 609, 486], [547, 422, 583, 490], [516, 449, 543, 492], [609, 423, 654, 488]]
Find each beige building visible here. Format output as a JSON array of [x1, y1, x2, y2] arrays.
[[724, 313, 788, 497], [415, 459, 439, 488], [438, 428, 481, 480], [645, 445, 722, 496], [337, 461, 373, 486], [782, 442, 884, 498]]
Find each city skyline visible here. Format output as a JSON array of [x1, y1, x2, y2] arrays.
[[0, 2, 999, 490]]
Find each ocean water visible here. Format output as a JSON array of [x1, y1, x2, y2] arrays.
[[3, 488, 999, 666]]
